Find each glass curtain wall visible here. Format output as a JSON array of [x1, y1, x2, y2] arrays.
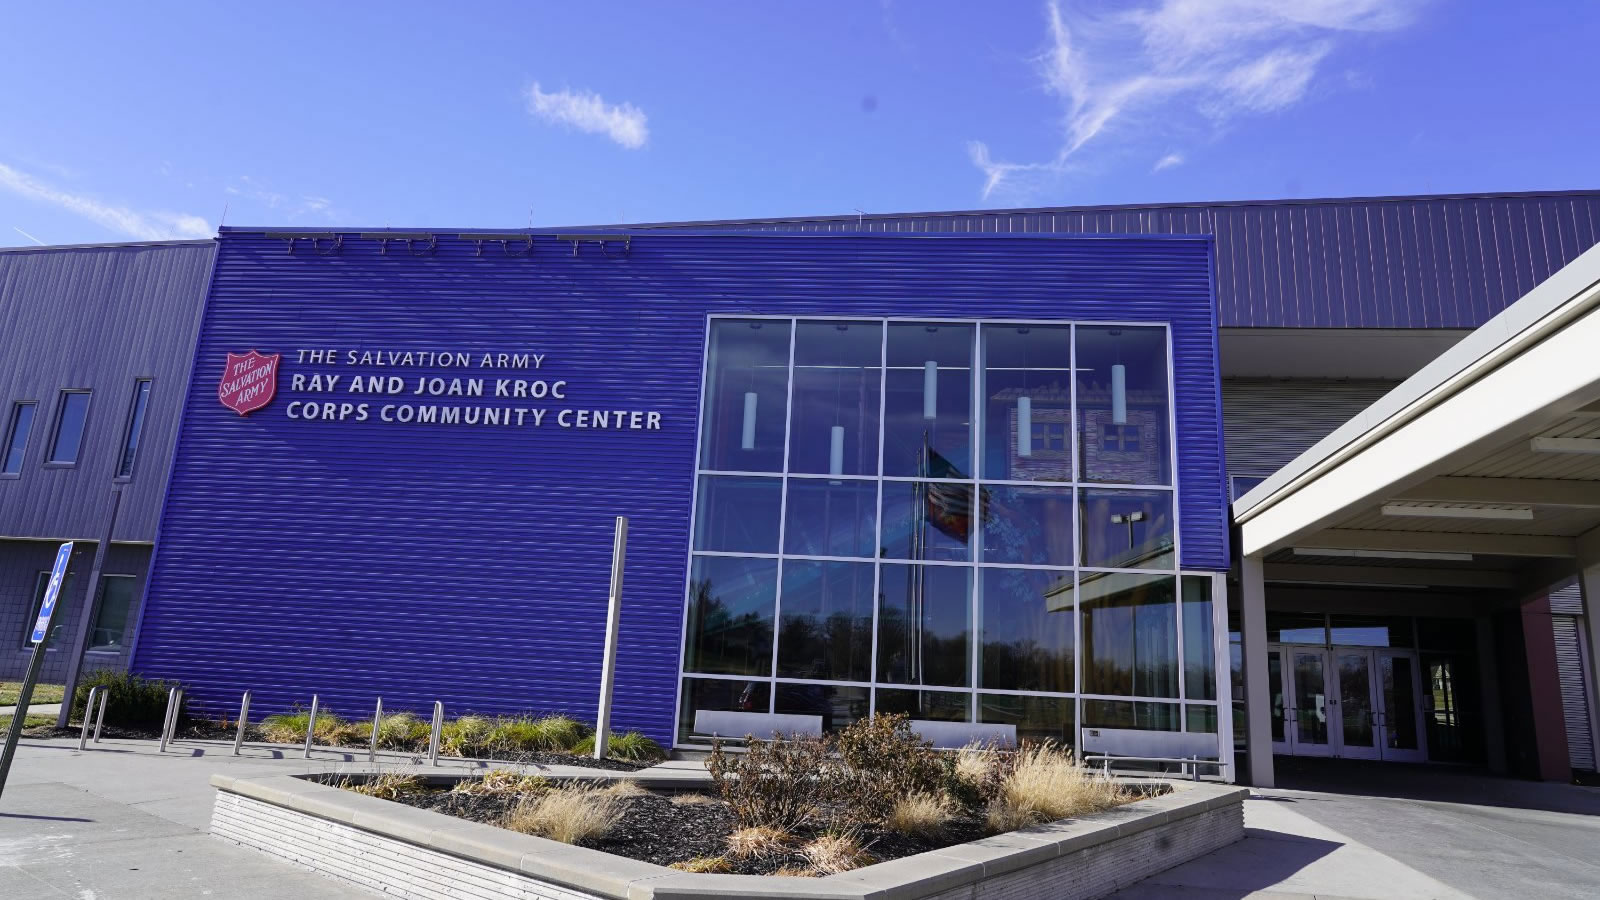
[[678, 317, 1220, 748]]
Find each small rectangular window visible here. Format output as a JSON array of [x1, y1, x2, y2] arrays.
[[48, 391, 92, 465], [2, 402, 36, 475], [89, 575, 138, 652], [116, 380, 152, 478]]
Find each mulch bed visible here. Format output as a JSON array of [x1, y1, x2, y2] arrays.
[[392, 786, 990, 876]]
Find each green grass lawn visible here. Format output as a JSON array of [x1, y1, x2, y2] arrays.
[[0, 682, 65, 707], [0, 715, 55, 731]]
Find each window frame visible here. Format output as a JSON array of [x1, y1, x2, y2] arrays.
[[44, 389, 93, 468], [86, 573, 138, 654], [114, 378, 154, 480], [1, 400, 38, 478]]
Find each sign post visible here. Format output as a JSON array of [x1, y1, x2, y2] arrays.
[[593, 517, 627, 760], [0, 541, 74, 801]]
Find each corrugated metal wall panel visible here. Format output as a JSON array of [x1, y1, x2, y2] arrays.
[[134, 231, 1228, 745], [619, 192, 1600, 330], [1552, 615, 1596, 772], [1220, 379, 1399, 478], [1550, 584, 1584, 615]]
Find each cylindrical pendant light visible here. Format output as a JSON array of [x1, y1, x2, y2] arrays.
[[829, 425, 845, 475], [741, 392, 758, 450], [1111, 364, 1127, 425], [1016, 396, 1032, 457], [923, 361, 938, 420]]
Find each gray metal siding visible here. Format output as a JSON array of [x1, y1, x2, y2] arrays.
[[1221, 379, 1399, 478], [0, 539, 150, 682], [614, 192, 1600, 330], [0, 242, 215, 543], [1552, 614, 1596, 772]]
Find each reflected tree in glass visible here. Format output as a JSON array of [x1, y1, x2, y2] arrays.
[[777, 560, 874, 682], [877, 563, 971, 687], [979, 567, 1075, 692], [1080, 571, 1178, 698], [683, 556, 779, 676]]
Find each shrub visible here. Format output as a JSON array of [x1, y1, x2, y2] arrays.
[[707, 732, 834, 832], [451, 769, 550, 797], [669, 856, 732, 873], [833, 714, 948, 823], [260, 708, 349, 745], [801, 831, 874, 875], [984, 743, 1130, 833], [71, 670, 181, 730], [886, 791, 953, 839], [440, 715, 494, 755], [725, 825, 792, 859], [483, 715, 587, 754], [503, 785, 620, 844], [573, 730, 667, 762], [374, 713, 431, 750]]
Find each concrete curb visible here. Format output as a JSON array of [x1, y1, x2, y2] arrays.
[[211, 772, 1247, 899]]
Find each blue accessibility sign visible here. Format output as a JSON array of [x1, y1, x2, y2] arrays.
[[29, 542, 73, 644]]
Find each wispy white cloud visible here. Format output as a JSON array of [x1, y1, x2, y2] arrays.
[[971, 0, 1427, 199], [225, 176, 341, 221], [0, 162, 210, 240], [1153, 152, 1184, 172], [525, 83, 649, 150]]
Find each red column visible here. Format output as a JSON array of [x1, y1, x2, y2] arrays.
[[1521, 594, 1572, 781]]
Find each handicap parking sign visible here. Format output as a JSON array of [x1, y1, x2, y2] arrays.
[[29, 542, 73, 644]]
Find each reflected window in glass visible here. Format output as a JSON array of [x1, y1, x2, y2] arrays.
[[875, 688, 970, 722], [1182, 576, 1216, 701], [1076, 326, 1169, 485], [783, 478, 877, 559], [1083, 699, 1179, 731], [1080, 572, 1178, 698], [978, 694, 1075, 747], [683, 556, 779, 677], [981, 484, 1075, 566], [884, 323, 973, 478], [788, 321, 882, 476], [981, 324, 1072, 481], [881, 480, 972, 561], [693, 476, 782, 553], [88, 576, 137, 652], [776, 560, 874, 682], [877, 563, 971, 687], [1080, 489, 1173, 570], [700, 320, 791, 472], [979, 567, 1075, 692], [776, 682, 869, 732]]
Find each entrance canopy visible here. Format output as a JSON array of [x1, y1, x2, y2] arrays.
[[1231, 243, 1600, 786]]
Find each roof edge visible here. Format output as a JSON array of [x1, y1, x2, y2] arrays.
[[0, 238, 215, 254]]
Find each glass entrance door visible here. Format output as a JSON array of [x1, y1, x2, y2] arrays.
[[1377, 650, 1427, 762], [1286, 648, 1334, 756], [1271, 644, 1429, 761], [1335, 649, 1380, 760]]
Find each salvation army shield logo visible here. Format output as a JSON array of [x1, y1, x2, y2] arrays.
[[218, 350, 280, 416]]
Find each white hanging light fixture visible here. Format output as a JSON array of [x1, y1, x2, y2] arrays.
[[1111, 363, 1127, 425], [829, 425, 845, 475], [1016, 396, 1033, 457], [741, 392, 758, 450], [923, 360, 938, 420]]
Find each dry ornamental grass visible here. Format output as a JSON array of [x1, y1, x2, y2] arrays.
[[885, 791, 954, 839], [802, 831, 874, 875], [985, 744, 1131, 833], [502, 785, 621, 845], [725, 825, 793, 859]]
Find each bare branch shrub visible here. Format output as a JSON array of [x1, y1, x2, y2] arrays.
[[707, 733, 834, 832]]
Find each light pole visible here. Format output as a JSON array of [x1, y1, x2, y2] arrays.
[[1109, 510, 1147, 550]]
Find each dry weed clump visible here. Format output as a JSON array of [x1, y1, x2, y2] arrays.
[[985, 743, 1130, 832], [885, 791, 954, 839], [725, 825, 793, 859], [342, 772, 425, 801], [451, 768, 549, 797], [602, 779, 647, 797], [669, 856, 732, 873], [801, 831, 874, 875], [668, 792, 717, 806], [503, 785, 621, 845]]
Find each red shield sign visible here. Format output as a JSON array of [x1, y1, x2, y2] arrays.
[[218, 350, 280, 416]]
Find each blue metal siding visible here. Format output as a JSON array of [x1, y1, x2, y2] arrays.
[[608, 191, 1600, 330], [133, 231, 1227, 744], [0, 242, 215, 542]]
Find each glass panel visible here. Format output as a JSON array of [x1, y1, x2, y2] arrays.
[[1186, 704, 1218, 734], [693, 476, 782, 553], [1076, 325, 1169, 485], [875, 688, 970, 722], [1080, 572, 1178, 698], [1268, 650, 1284, 742], [979, 567, 1075, 692], [1182, 576, 1216, 701], [1338, 651, 1375, 748], [981, 324, 1072, 481], [1331, 615, 1411, 648], [49, 392, 91, 464], [1268, 612, 1326, 645], [1082, 699, 1179, 731], [678, 677, 771, 744], [1229, 475, 1267, 501], [980, 484, 1075, 566], [2, 403, 35, 474], [884, 323, 973, 478], [88, 576, 136, 651], [776, 682, 869, 733], [776, 560, 874, 682], [877, 563, 971, 687], [783, 478, 877, 559], [700, 319, 790, 472], [1293, 651, 1329, 745], [117, 380, 152, 478], [979, 694, 1074, 747], [1383, 655, 1420, 751], [881, 480, 971, 561], [683, 556, 778, 676], [788, 321, 882, 476], [1079, 489, 1174, 570]]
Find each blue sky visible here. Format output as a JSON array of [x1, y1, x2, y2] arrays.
[[1, 1, 1597, 245]]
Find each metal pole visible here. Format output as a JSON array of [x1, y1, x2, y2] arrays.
[[303, 695, 319, 759], [0, 541, 75, 802], [57, 486, 124, 730], [233, 691, 251, 755], [78, 688, 100, 751], [93, 689, 107, 743], [428, 701, 443, 766], [159, 686, 179, 752], [593, 516, 627, 761], [368, 697, 383, 763]]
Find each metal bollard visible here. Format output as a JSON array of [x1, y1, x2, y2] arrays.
[[158, 686, 183, 752], [78, 687, 100, 751], [233, 690, 251, 756], [368, 697, 383, 763], [303, 695, 319, 759], [428, 701, 443, 766], [92, 687, 107, 743]]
